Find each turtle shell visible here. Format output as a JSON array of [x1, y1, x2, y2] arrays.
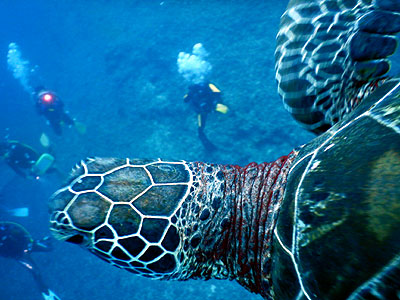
[[272, 79, 400, 299], [49, 158, 191, 279]]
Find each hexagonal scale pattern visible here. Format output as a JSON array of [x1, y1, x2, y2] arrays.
[[98, 167, 151, 202], [68, 193, 110, 230], [133, 185, 187, 216], [140, 218, 169, 243], [108, 204, 141, 236], [71, 176, 102, 192], [146, 163, 189, 183]]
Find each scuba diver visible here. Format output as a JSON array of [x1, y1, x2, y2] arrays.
[[184, 81, 228, 150], [0, 222, 61, 300], [7, 44, 84, 136], [0, 139, 55, 179], [34, 87, 76, 136]]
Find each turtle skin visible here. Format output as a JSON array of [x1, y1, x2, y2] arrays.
[[271, 79, 400, 299]]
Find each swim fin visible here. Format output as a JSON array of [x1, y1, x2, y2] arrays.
[[215, 103, 228, 114], [7, 207, 29, 217], [208, 83, 221, 93], [74, 121, 86, 135], [42, 289, 61, 300], [40, 132, 50, 148]]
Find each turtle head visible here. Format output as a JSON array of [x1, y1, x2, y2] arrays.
[[49, 157, 192, 279]]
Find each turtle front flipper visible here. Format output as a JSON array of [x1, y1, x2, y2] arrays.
[[275, 0, 400, 134]]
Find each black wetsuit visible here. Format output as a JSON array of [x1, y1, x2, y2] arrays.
[[184, 82, 221, 129], [184, 82, 222, 150], [0, 222, 31, 258], [1, 141, 39, 177], [0, 222, 54, 298], [36, 91, 74, 135]]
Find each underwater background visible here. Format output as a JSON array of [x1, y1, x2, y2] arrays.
[[0, 0, 373, 299]]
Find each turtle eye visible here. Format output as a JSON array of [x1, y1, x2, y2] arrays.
[[66, 234, 84, 245]]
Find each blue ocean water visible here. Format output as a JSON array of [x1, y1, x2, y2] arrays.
[[0, 1, 334, 299]]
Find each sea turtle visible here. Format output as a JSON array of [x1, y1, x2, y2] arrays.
[[48, 0, 400, 299]]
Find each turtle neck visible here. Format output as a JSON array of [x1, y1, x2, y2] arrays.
[[176, 151, 298, 298]]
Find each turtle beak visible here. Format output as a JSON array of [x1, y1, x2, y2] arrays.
[[50, 226, 92, 248], [49, 211, 92, 248], [65, 234, 85, 245]]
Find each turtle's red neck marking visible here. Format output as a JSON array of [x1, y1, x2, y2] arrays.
[[181, 151, 298, 297]]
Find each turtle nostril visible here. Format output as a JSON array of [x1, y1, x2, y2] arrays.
[[66, 234, 84, 245]]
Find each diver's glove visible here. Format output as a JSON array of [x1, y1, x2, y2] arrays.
[[42, 289, 61, 300]]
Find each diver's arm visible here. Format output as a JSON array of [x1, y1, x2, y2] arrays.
[[207, 83, 228, 114], [18, 256, 61, 300]]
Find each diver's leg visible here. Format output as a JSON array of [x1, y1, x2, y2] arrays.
[[62, 112, 74, 127], [19, 257, 48, 294], [18, 256, 61, 300], [197, 114, 217, 151], [50, 120, 62, 135], [46, 114, 62, 135], [43, 111, 62, 136], [198, 128, 217, 151]]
